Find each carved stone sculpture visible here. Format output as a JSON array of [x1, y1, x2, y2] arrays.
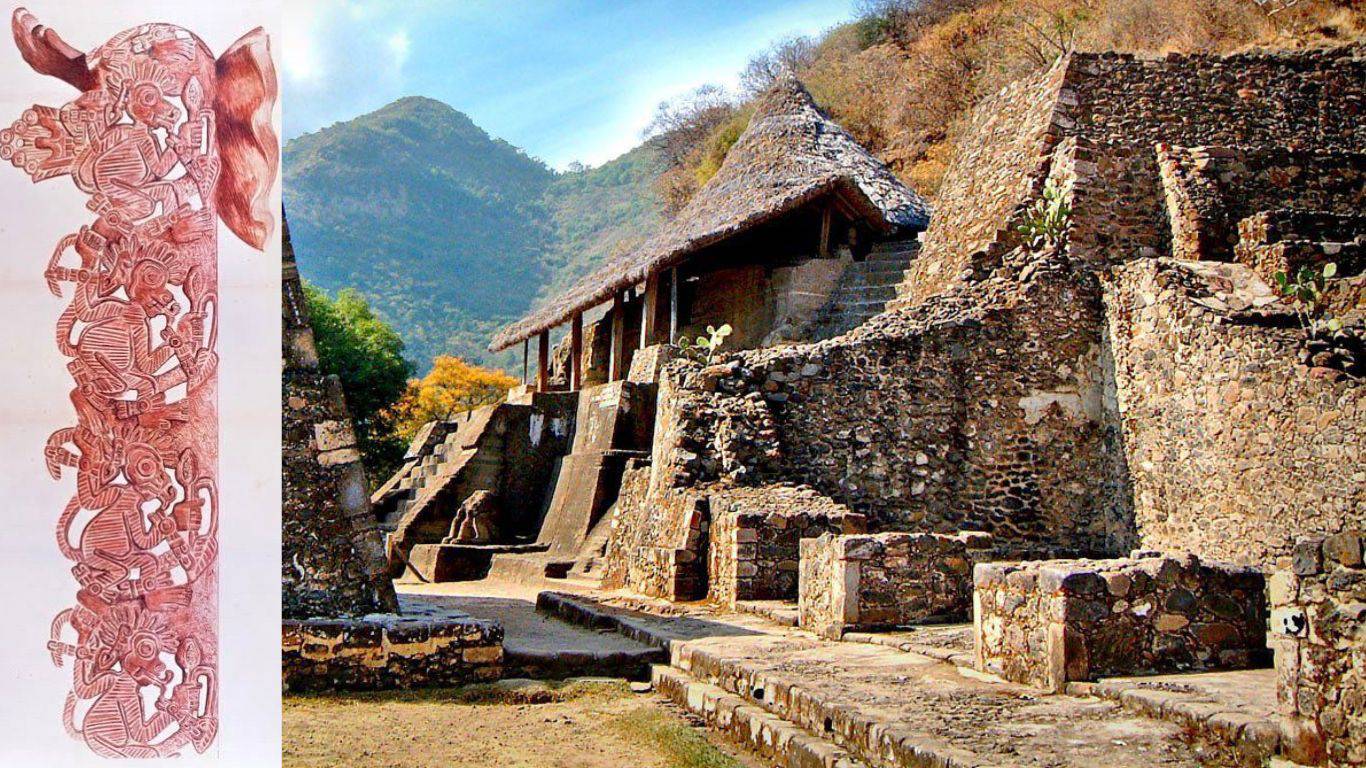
[[2, 9, 276, 757]]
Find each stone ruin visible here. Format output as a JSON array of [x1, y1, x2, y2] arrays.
[[335, 44, 1362, 766], [281, 215, 502, 690]]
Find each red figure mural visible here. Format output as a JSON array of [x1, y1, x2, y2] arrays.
[[1, 8, 277, 757]]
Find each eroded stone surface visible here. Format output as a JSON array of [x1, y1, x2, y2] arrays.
[[799, 531, 993, 639], [974, 554, 1267, 692], [1271, 532, 1366, 767]]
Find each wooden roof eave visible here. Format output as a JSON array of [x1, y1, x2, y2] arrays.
[[488, 178, 896, 352]]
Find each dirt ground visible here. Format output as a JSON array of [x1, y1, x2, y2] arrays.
[[283, 680, 766, 768]]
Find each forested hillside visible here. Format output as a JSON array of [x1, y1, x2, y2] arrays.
[[285, 97, 662, 371]]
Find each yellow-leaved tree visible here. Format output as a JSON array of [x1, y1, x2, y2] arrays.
[[387, 355, 519, 444]]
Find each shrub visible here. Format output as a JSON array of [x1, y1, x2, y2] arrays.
[[1015, 178, 1072, 250]]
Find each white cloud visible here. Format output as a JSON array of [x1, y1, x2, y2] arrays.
[[282, 3, 326, 86], [386, 29, 411, 69]]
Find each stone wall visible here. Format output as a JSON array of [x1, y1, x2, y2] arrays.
[[1236, 210, 1366, 291], [649, 255, 1129, 558], [975, 554, 1267, 692], [706, 484, 865, 606], [1104, 258, 1364, 567], [282, 614, 503, 692], [1271, 532, 1365, 767], [896, 60, 1066, 306], [799, 531, 993, 639], [600, 465, 710, 600], [1157, 146, 1365, 262], [1064, 48, 1364, 152], [282, 222, 399, 619], [901, 45, 1366, 306]]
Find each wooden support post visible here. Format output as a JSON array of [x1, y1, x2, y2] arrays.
[[570, 312, 583, 391], [609, 290, 626, 381], [521, 339, 528, 385], [536, 330, 549, 392], [669, 267, 679, 344], [641, 273, 660, 349], [818, 204, 833, 257]]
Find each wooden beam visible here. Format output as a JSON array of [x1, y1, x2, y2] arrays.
[[521, 339, 528, 385], [536, 330, 550, 392], [818, 205, 833, 257], [669, 267, 679, 343], [608, 290, 627, 381], [641, 273, 661, 349], [569, 312, 583, 390]]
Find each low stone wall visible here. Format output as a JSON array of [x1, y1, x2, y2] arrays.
[[974, 554, 1267, 692], [799, 531, 992, 639], [282, 615, 503, 692], [1271, 532, 1365, 767], [707, 485, 865, 606]]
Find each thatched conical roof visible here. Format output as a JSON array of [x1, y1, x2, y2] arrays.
[[489, 78, 929, 352]]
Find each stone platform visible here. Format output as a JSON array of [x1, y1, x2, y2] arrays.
[[537, 589, 1277, 767], [399, 580, 666, 681], [282, 604, 503, 692]]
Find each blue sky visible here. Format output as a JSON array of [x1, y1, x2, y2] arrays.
[[283, 0, 858, 169]]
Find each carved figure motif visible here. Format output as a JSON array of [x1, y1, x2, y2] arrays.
[[444, 489, 502, 544], [2, 9, 277, 757]]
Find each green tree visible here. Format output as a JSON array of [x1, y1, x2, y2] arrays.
[[303, 282, 413, 483]]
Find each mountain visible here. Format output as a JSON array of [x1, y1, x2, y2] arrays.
[[284, 96, 662, 372]]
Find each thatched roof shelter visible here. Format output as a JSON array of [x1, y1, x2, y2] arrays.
[[489, 78, 929, 352]]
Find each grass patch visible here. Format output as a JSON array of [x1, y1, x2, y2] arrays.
[[610, 708, 743, 768], [285, 678, 630, 707]]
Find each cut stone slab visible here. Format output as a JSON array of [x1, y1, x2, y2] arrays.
[[407, 542, 549, 582]]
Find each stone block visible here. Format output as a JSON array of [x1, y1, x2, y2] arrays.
[[707, 485, 865, 606], [282, 615, 504, 692], [974, 554, 1267, 692], [800, 531, 992, 640]]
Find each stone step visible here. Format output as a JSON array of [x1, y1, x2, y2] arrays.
[[868, 238, 920, 254], [733, 600, 799, 627], [844, 266, 909, 283], [540, 592, 1243, 768], [827, 298, 893, 312], [503, 645, 663, 681], [864, 252, 917, 267], [828, 285, 898, 302], [653, 666, 872, 768]]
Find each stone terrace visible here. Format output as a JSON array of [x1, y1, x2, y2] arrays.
[[535, 587, 1281, 768]]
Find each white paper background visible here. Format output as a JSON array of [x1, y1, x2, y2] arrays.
[[0, 2, 282, 765]]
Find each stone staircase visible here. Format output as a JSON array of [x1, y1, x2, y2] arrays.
[[537, 591, 1276, 768], [564, 507, 620, 584], [806, 237, 920, 341]]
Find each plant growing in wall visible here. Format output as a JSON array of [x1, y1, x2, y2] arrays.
[[1273, 262, 1361, 376], [1016, 178, 1072, 251], [678, 323, 733, 365]]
